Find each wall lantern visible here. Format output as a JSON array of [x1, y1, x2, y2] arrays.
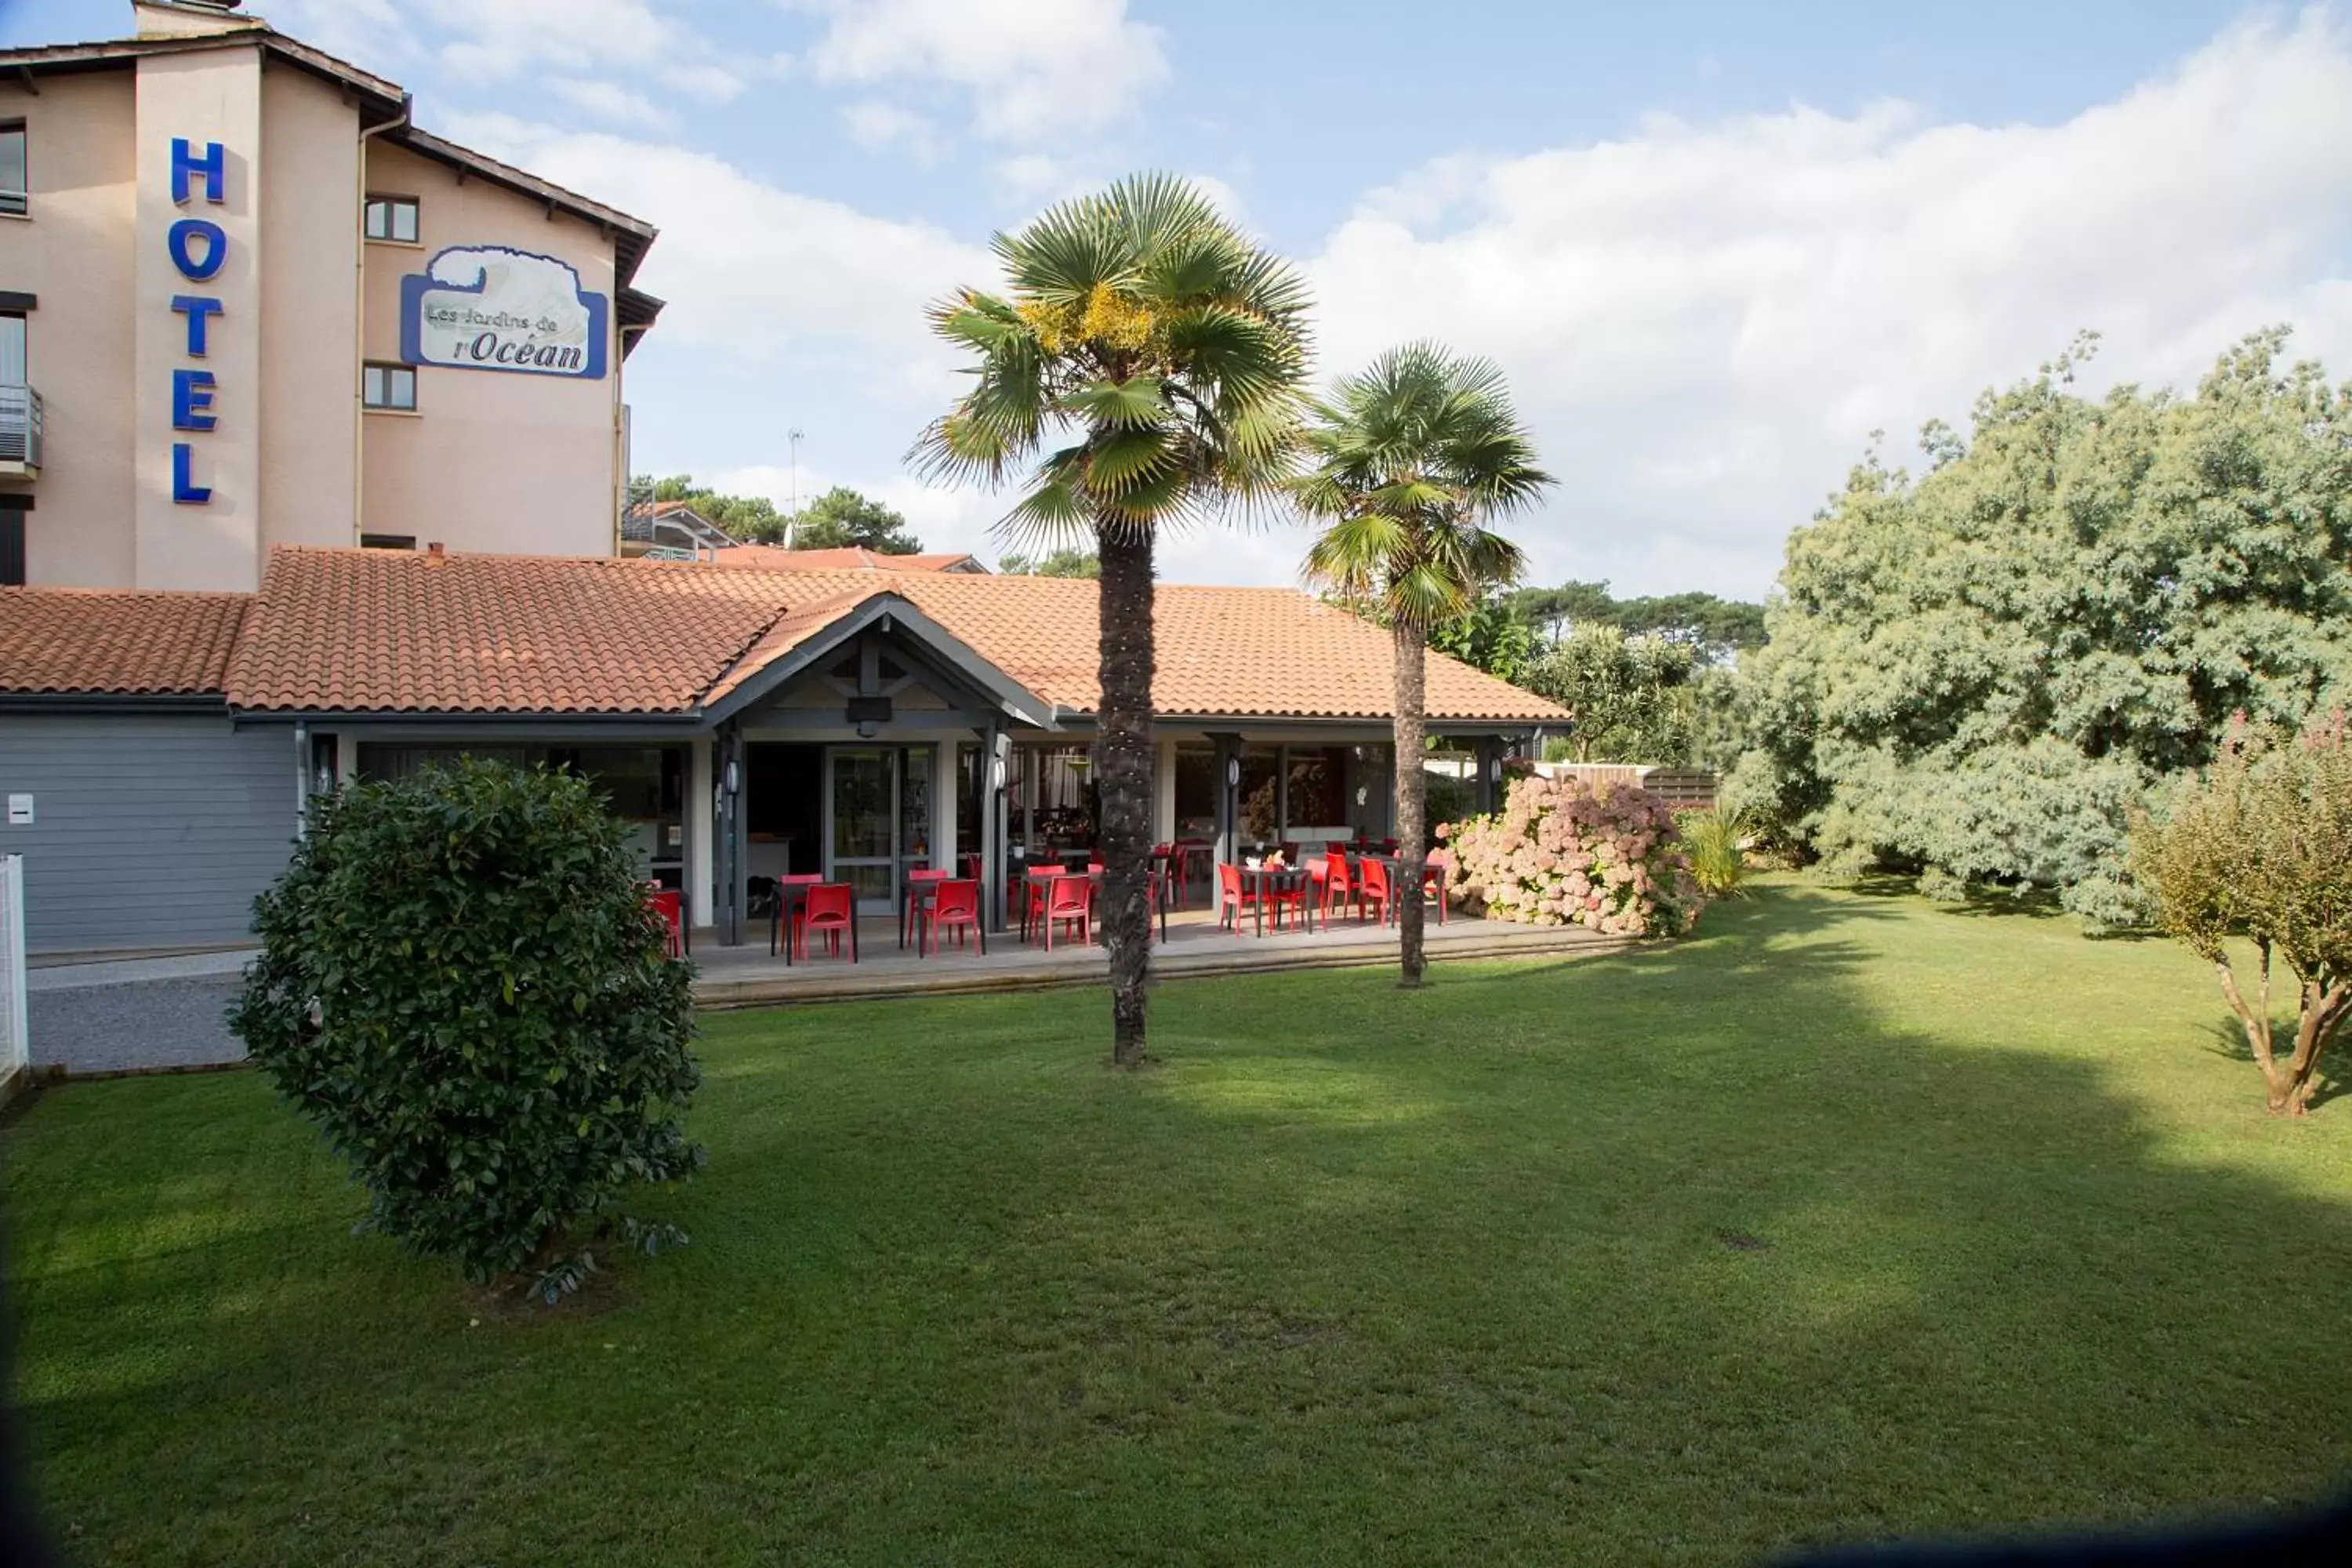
[[1226, 757, 1242, 789], [724, 759, 739, 795], [1489, 756, 1504, 783]]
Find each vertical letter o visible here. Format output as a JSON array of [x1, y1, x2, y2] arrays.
[[168, 218, 229, 281]]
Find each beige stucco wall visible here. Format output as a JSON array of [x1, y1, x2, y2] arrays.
[[358, 140, 622, 556], [256, 58, 358, 552], [132, 45, 263, 591], [0, 69, 140, 586]]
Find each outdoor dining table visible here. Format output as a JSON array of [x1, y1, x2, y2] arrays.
[[899, 873, 946, 950], [1237, 862, 1315, 938]]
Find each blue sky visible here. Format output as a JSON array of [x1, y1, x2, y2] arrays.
[[11, 1, 2351, 596]]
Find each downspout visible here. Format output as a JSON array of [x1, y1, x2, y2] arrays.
[[293, 719, 310, 837], [616, 322, 652, 555], [352, 97, 410, 543]]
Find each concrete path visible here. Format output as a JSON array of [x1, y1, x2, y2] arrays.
[[25, 949, 255, 1076]]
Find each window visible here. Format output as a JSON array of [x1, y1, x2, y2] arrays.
[[0, 312, 24, 386], [1, 123, 25, 217], [358, 533, 416, 551], [362, 194, 419, 243], [361, 361, 416, 411]]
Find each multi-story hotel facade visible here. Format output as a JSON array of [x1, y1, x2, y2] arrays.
[[0, 0, 661, 590]]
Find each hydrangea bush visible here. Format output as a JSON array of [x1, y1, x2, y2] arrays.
[[1442, 775, 1704, 937]]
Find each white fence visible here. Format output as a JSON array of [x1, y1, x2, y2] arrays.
[[1, 855, 27, 1092]]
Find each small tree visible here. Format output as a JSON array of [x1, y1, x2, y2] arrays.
[[231, 760, 704, 1296], [2131, 713, 2352, 1116]]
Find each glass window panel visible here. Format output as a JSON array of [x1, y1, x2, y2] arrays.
[[1239, 746, 1280, 848], [1173, 745, 1217, 840], [1287, 746, 1348, 829], [390, 366, 415, 409], [0, 314, 24, 386], [832, 750, 893, 860], [0, 128, 27, 214], [392, 199, 418, 242], [361, 365, 384, 405]]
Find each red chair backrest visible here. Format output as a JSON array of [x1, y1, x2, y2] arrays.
[[1218, 862, 1243, 901], [1322, 855, 1352, 892], [909, 867, 952, 882], [1359, 858, 1392, 900], [644, 888, 683, 940], [933, 879, 980, 921], [1046, 875, 1091, 916], [804, 883, 855, 924], [779, 873, 825, 887]]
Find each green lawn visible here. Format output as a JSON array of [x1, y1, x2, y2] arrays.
[[6, 881, 2350, 1565]]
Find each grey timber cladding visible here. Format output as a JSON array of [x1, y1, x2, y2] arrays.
[[0, 713, 296, 953]]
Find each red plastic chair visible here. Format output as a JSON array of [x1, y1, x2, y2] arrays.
[[1040, 873, 1094, 950], [769, 872, 826, 957], [1215, 862, 1257, 931], [902, 866, 953, 949], [1310, 854, 1356, 924], [1421, 851, 1450, 926], [1261, 869, 1310, 932], [1356, 857, 1397, 925], [644, 886, 686, 959], [916, 878, 985, 956], [797, 881, 858, 963]]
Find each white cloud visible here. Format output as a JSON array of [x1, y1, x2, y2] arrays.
[[546, 78, 677, 132], [439, 118, 993, 396], [843, 102, 948, 165], [1308, 11, 2352, 597], [793, 0, 1167, 142]]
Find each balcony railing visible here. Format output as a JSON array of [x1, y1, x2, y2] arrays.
[[0, 383, 41, 474]]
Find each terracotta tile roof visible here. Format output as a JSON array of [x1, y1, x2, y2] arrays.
[[141, 546, 1564, 724], [715, 545, 982, 573], [225, 548, 801, 714], [0, 588, 248, 697], [862, 573, 1566, 722]]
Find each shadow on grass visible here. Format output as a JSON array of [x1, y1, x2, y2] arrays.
[[9, 884, 2352, 1566]]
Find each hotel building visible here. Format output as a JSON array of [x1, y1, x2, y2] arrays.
[[0, 0, 660, 590]]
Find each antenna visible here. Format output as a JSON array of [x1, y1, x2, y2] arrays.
[[786, 427, 805, 548]]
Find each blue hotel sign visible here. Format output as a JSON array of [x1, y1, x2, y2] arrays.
[[399, 245, 609, 380], [166, 136, 227, 504]]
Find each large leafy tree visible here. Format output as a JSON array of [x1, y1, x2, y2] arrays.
[[789, 486, 925, 554], [1296, 343, 1553, 986], [1510, 579, 1766, 662], [632, 474, 785, 543], [1526, 624, 1702, 764], [1726, 330, 2352, 921], [913, 173, 1312, 1065], [998, 548, 1102, 578]]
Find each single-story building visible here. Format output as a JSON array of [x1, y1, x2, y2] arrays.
[[0, 545, 1565, 956]]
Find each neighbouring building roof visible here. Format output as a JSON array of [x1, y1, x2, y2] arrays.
[[713, 546, 985, 574], [0, 588, 248, 698], [8, 547, 1566, 726]]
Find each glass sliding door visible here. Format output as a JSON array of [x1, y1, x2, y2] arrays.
[[826, 746, 898, 914]]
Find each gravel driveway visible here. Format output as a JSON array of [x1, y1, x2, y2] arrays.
[[25, 953, 253, 1076]]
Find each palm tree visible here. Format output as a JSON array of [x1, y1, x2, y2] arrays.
[[1296, 344, 1554, 986], [913, 174, 1312, 1066]]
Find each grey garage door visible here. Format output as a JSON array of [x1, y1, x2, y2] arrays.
[[0, 712, 296, 955]]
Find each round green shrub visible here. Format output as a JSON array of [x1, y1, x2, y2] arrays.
[[230, 758, 703, 1296]]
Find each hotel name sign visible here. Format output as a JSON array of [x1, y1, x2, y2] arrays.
[[401, 246, 610, 379], [165, 137, 226, 505]]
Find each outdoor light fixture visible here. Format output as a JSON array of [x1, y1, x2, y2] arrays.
[[1490, 757, 1504, 782], [1226, 757, 1241, 788], [724, 760, 739, 795]]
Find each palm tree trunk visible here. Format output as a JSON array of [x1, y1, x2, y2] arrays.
[[1393, 618, 1428, 988], [1097, 525, 1156, 1066]]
